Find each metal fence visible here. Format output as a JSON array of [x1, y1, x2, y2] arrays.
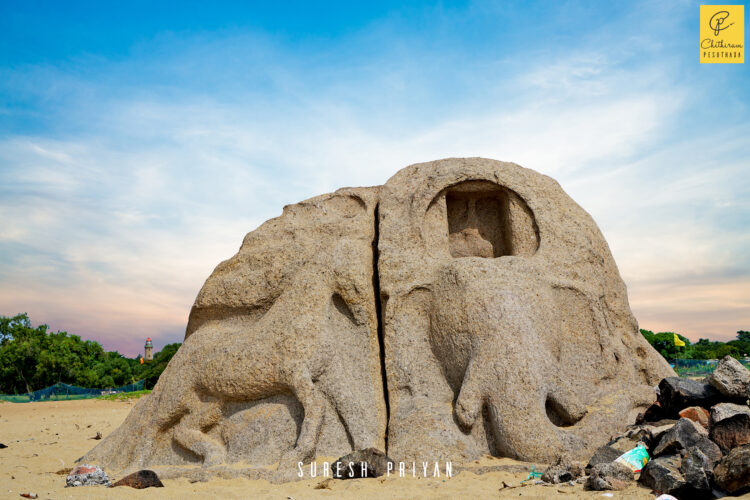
[[0, 380, 145, 403], [671, 358, 750, 377]]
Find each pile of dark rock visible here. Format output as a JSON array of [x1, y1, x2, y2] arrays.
[[543, 355, 750, 498]]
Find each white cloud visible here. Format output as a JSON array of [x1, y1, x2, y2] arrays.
[[1, 7, 748, 354]]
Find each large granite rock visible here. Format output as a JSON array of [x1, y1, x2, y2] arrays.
[[84, 187, 387, 474], [378, 158, 673, 463], [82, 157, 674, 479]]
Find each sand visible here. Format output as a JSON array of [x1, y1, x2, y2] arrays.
[[0, 398, 663, 499]]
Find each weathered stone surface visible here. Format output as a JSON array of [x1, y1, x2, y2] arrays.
[[707, 355, 750, 399], [636, 401, 665, 424], [586, 445, 622, 469], [679, 448, 712, 497], [650, 424, 675, 443], [66, 464, 110, 487], [607, 434, 643, 454], [657, 377, 722, 417], [714, 444, 750, 494], [640, 455, 690, 498], [679, 406, 710, 429], [653, 418, 722, 465], [331, 448, 393, 479], [541, 461, 583, 484], [621, 426, 654, 448], [80, 157, 674, 479], [112, 470, 164, 489], [710, 403, 750, 452], [584, 461, 633, 491], [378, 158, 673, 463], [83, 187, 386, 474]]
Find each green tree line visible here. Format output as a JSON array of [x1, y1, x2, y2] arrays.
[[0, 313, 180, 394], [640, 329, 750, 361]]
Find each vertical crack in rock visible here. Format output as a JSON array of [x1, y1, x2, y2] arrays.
[[372, 202, 390, 451]]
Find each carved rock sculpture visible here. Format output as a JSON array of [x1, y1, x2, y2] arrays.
[[83, 158, 674, 479]]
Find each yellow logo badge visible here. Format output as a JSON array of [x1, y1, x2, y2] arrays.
[[700, 5, 744, 63]]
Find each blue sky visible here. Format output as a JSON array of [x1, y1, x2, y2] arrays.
[[1, 1, 748, 356]]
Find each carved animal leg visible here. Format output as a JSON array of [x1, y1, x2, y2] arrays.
[[454, 355, 484, 430], [278, 371, 325, 470], [321, 356, 383, 451], [172, 396, 225, 466]]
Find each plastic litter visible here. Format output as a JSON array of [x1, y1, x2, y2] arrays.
[[614, 443, 650, 473], [524, 465, 542, 481], [654, 495, 678, 500]]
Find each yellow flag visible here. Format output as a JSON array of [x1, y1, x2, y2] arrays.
[[674, 333, 686, 347]]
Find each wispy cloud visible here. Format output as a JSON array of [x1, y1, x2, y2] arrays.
[[1, 1, 748, 354]]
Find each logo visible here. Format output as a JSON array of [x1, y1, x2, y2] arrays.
[[700, 5, 744, 63]]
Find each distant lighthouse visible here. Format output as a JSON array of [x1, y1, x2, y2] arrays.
[[144, 337, 153, 362]]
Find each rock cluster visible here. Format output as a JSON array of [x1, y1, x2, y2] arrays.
[[82, 158, 673, 480], [553, 356, 750, 498], [65, 464, 111, 487]]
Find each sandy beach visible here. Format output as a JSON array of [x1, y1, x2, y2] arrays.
[[0, 398, 670, 499]]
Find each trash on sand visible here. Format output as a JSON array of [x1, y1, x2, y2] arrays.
[[524, 465, 543, 481], [20, 494, 38, 499], [614, 444, 649, 473], [654, 495, 678, 500]]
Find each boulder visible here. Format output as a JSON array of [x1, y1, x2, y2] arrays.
[[650, 423, 676, 443], [80, 158, 675, 479], [637, 402, 665, 424], [707, 355, 750, 399], [82, 187, 387, 473], [331, 448, 393, 479], [65, 464, 110, 487], [679, 448, 713, 497], [709, 403, 750, 452], [378, 158, 673, 463], [640, 455, 700, 499], [584, 461, 633, 491], [112, 470, 163, 489], [586, 445, 622, 470], [714, 444, 750, 494], [652, 418, 722, 465], [679, 406, 710, 429], [657, 377, 722, 417]]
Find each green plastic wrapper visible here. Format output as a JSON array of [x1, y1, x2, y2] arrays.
[[614, 444, 650, 473]]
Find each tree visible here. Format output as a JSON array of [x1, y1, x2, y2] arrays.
[[0, 313, 32, 345], [0, 313, 181, 393], [640, 329, 691, 360]]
